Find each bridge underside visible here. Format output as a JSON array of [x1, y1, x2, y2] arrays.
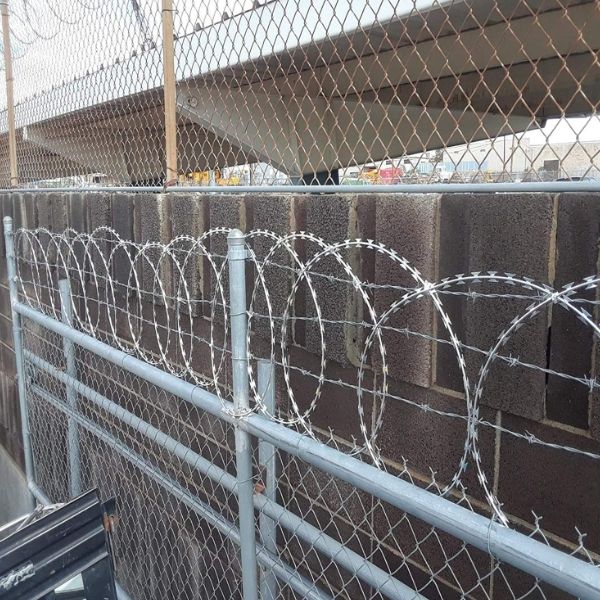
[[1, 0, 598, 186]]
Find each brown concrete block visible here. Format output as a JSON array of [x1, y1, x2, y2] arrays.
[[437, 193, 554, 421], [547, 194, 600, 429], [302, 194, 375, 367], [285, 344, 375, 444], [377, 378, 497, 499], [492, 529, 574, 600], [371, 490, 492, 600], [283, 459, 375, 598], [498, 414, 600, 553], [374, 194, 440, 388]]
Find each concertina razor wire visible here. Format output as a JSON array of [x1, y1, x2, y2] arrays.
[[7, 221, 600, 599], [0, 0, 599, 187]]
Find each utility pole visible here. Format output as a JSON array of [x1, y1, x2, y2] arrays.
[[161, 0, 178, 185], [1, 0, 18, 187]]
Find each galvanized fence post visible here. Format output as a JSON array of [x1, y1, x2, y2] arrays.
[[258, 358, 278, 600], [3, 216, 34, 507], [59, 278, 81, 497], [227, 229, 259, 600]]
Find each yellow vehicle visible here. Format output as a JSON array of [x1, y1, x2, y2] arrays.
[[179, 170, 240, 186]]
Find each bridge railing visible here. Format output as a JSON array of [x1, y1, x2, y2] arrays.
[[0, 0, 599, 190]]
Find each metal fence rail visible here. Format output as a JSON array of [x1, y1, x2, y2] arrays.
[[4, 215, 600, 599], [0, 0, 599, 189]]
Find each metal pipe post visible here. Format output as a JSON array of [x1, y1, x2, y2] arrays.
[[257, 359, 278, 600], [161, 0, 178, 185], [3, 217, 34, 507], [227, 229, 259, 600], [1, 1, 18, 187], [59, 278, 81, 496]]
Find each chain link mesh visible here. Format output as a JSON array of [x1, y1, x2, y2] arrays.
[[0, 0, 599, 187], [10, 224, 600, 599]]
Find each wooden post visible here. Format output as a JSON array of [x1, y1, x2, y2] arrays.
[[161, 0, 177, 185], [1, 0, 18, 187]]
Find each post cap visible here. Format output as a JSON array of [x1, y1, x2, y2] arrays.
[[227, 228, 245, 246]]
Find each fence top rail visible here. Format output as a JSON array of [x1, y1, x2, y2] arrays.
[[2, 181, 600, 193]]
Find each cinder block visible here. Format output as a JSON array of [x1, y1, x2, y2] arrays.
[[208, 194, 251, 317], [84, 192, 112, 288], [13, 192, 36, 230], [67, 192, 87, 232], [374, 194, 440, 388], [164, 193, 209, 316], [111, 194, 135, 292], [0, 343, 16, 377], [133, 193, 169, 299], [498, 414, 600, 554], [111, 194, 135, 241], [49, 192, 68, 232], [0, 193, 14, 259], [378, 377, 497, 499], [0, 283, 10, 319], [35, 193, 67, 267], [286, 343, 375, 442], [302, 194, 375, 366], [547, 194, 600, 429], [250, 194, 302, 343], [371, 482, 493, 599], [0, 314, 13, 350], [436, 193, 554, 421], [36, 193, 52, 231]]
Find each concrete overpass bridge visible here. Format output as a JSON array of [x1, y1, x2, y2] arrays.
[[0, 0, 598, 186]]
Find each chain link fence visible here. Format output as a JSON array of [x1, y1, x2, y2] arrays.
[[0, 0, 599, 188], [4, 218, 600, 599]]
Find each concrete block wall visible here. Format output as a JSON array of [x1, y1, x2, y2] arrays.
[[0, 190, 599, 597]]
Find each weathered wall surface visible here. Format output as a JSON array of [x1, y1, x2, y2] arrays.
[[0, 191, 599, 596]]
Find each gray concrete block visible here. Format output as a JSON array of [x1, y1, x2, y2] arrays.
[[250, 194, 301, 343], [67, 192, 87, 232], [0, 283, 10, 320], [547, 194, 600, 429], [0, 444, 33, 525], [374, 194, 440, 388], [208, 194, 251, 317], [0, 193, 14, 259], [302, 194, 375, 367], [85, 193, 112, 288], [437, 193, 554, 421], [13, 192, 36, 231], [111, 194, 135, 292], [134, 193, 169, 299], [111, 194, 135, 241], [49, 192, 68, 232], [164, 194, 208, 316]]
